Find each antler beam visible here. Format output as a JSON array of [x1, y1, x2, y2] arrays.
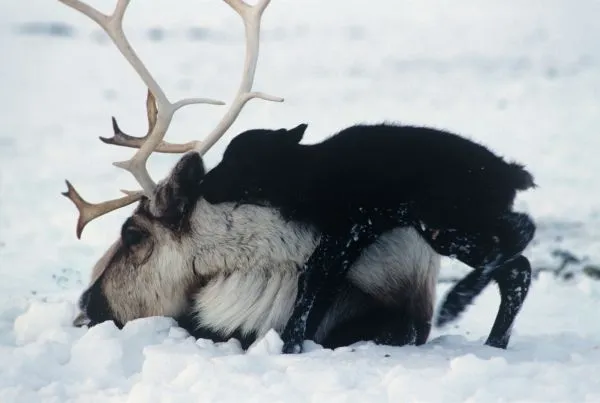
[[60, 0, 282, 238], [58, 0, 224, 195], [195, 0, 284, 155], [101, 91, 200, 154]]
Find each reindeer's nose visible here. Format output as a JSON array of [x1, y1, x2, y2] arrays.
[[73, 311, 90, 327], [77, 282, 119, 327]]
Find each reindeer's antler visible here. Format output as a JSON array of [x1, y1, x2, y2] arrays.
[[60, 0, 282, 238], [62, 180, 143, 239], [101, 91, 200, 154], [59, 0, 224, 194], [194, 0, 284, 155]]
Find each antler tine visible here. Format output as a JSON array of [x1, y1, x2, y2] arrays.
[[62, 180, 143, 239], [58, 0, 284, 238], [100, 91, 200, 154], [58, 0, 225, 195], [194, 0, 284, 156]]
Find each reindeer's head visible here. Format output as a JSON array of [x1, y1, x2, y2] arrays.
[[59, 0, 291, 328], [77, 153, 205, 327], [75, 152, 316, 328]]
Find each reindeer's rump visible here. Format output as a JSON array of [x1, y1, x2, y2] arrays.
[[309, 123, 534, 231]]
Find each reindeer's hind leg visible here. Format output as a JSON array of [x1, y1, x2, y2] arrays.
[[319, 263, 436, 350], [371, 305, 433, 347], [383, 281, 436, 346], [436, 255, 532, 349], [321, 305, 417, 348], [324, 308, 420, 348], [321, 300, 431, 349]]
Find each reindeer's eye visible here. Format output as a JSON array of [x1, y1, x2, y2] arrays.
[[122, 227, 147, 247]]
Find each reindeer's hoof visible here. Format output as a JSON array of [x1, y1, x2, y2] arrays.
[[281, 339, 304, 354], [484, 336, 509, 349]]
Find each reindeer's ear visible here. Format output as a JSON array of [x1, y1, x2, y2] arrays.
[[286, 123, 308, 144], [156, 152, 207, 229], [165, 152, 206, 209], [172, 152, 206, 191]]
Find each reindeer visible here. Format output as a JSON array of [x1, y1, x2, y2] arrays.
[[60, 0, 442, 350], [59, 0, 524, 352], [73, 151, 442, 349]]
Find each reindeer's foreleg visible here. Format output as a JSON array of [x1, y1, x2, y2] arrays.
[[281, 228, 377, 353], [281, 205, 413, 354]]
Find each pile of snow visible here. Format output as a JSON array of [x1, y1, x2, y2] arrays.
[[2, 275, 600, 402]]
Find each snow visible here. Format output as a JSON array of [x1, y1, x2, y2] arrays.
[[1, 0, 600, 401], [4, 278, 600, 402]]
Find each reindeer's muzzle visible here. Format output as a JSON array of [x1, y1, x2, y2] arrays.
[[75, 282, 122, 329]]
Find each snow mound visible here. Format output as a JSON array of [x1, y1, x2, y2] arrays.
[[2, 278, 600, 402], [13, 300, 77, 345], [247, 329, 284, 356]]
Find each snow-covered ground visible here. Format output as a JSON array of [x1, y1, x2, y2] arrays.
[[1, 0, 599, 401]]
